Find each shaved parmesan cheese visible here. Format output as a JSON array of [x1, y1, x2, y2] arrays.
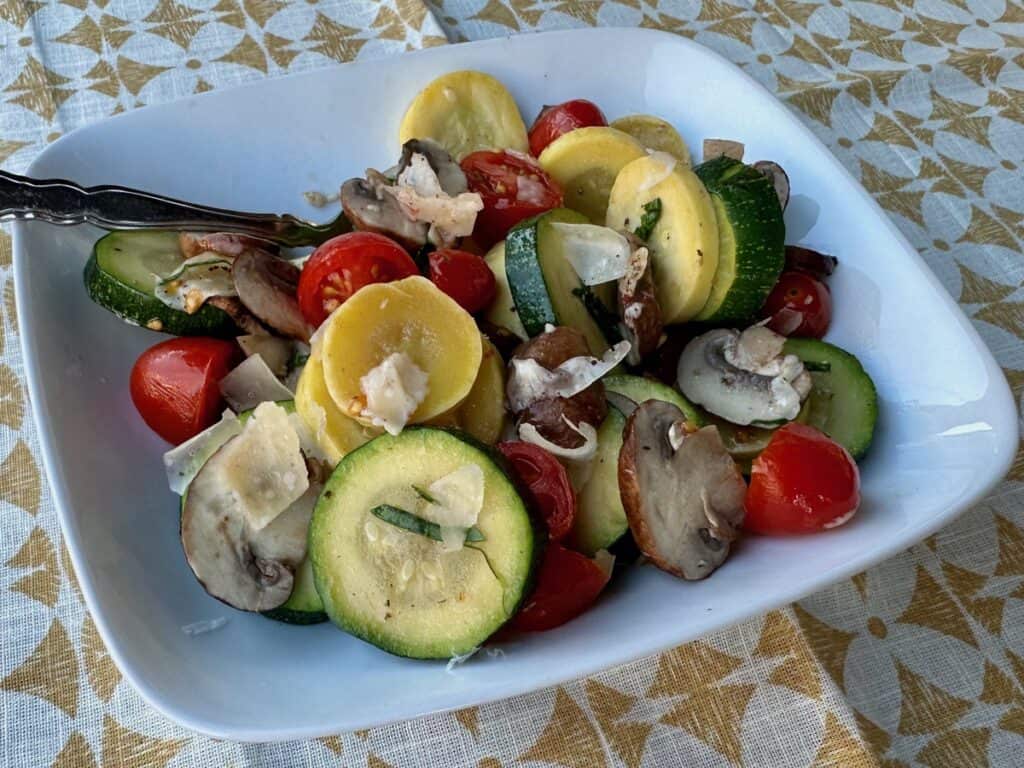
[[219, 354, 295, 412], [360, 353, 429, 436], [386, 153, 484, 247], [163, 410, 241, 495], [550, 223, 631, 286], [519, 419, 599, 462], [155, 253, 235, 314], [507, 340, 631, 413], [397, 153, 446, 197], [236, 334, 294, 377], [445, 646, 480, 673], [215, 402, 309, 530], [638, 151, 678, 192], [421, 464, 485, 552]]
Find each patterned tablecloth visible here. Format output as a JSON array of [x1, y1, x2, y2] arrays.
[[1, 1, 1022, 766]]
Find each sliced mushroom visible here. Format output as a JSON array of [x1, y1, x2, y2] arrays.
[[785, 245, 837, 278], [677, 327, 812, 426], [617, 244, 663, 365], [181, 440, 317, 611], [752, 161, 790, 210], [398, 139, 468, 196], [509, 326, 608, 449], [339, 177, 428, 251], [206, 295, 267, 336], [232, 249, 311, 341], [179, 232, 278, 259], [618, 400, 746, 580], [703, 138, 744, 162]]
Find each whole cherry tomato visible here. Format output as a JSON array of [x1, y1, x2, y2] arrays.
[[461, 151, 563, 249], [509, 544, 612, 632], [297, 232, 419, 327], [744, 423, 861, 535], [427, 248, 496, 314], [761, 270, 832, 338], [129, 337, 239, 445], [528, 99, 608, 156], [497, 441, 575, 541]]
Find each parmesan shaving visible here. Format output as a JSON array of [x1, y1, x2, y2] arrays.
[[637, 151, 677, 192], [359, 353, 429, 436], [154, 253, 235, 314], [219, 354, 295, 412], [519, 419, 599, 462], [163, 410, 241, 495], [507, 341, 631, 413], [550, 223, 631, 285]]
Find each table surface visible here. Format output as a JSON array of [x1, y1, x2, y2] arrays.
[[1, 1, 1022, 766]]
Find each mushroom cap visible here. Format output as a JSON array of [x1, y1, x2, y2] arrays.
[[618, 400, 746, 580], [339, 178, 429, 251], [398, 139, 468, 196], [232, 249, 310, 341], [181, 439, 315, 612]]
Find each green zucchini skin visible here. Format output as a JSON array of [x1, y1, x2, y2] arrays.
[[693, 156, 785, 323], [83, 231, 236, 336], [784, 338, 878, 459]]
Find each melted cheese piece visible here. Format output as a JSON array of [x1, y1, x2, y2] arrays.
[[215, 402, 309, 530], [359, 353, 429, 436]]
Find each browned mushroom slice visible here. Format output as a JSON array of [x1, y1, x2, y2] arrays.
[[617, 245, 663, 365], [618, 400, 746, 580], [752, 161, 790, 210], [232, 249, 311, 341], [517, 395, 607, 449], [339, 177, 428, 251], [179, 232, 278, 259], [181, 439, 316, 612], [206, 295, 267, 336], [784, 245, 837, 278], [703, 139, 744, 162]]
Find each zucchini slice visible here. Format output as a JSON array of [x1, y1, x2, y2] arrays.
[[399, 70, 528, 160], [538, 127, 646, 223], [262, 558, 327, 625], [783, 338, 878, 459], [692, 156, 785, 323], [310, 428, 538, 659], [504, 209, 612, 354], [570, 406, 628, 556], [602, 374, 703, 426], [84, 230, 235, 336], [606, 155, 720, 324], [483, 242, 528, 341], [610, 115, 691, 165]]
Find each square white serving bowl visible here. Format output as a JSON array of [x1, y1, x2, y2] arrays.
[[14, 27, 1018, 741]]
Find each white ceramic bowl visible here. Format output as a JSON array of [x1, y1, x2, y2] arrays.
[[14, 27, 1017, 741]]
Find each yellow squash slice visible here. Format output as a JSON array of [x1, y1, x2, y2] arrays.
[[320, 276, 482, 426], [610, 115, 691, 165], [606, 155, 720, 324], [537, 127, 646, 223], [482, 242, 528, 341], [451, 337, 507, 444], [399, 70, 528, 160], [294, 351, 380, 464]]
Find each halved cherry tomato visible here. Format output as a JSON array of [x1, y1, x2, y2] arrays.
[[428, 248, 496, 314], [509, 544, 611, 632], [497, 441, 575, 541], [528, 99, 607, 156], [762, 270, 832, 338], [461, 151, 563, 249], [297, 232, 419, 327], [129, 337, 239, 445], [744, 423, 860, 535]]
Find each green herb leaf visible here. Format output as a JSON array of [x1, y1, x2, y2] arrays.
[[633, 198, 662, 241], [411, 484, 437, 504], [371, 504, 485, 543], [804, 361, 832, 373]]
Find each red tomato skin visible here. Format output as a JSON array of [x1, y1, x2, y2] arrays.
[[762, 271, 833, 338], [427, 248, 496, 314], [745, 423, 861, 535], [461, 151, 563, 249], [297, 232, 419, 327], [528, 100, 608, 156], [497, 441, 575, 542], [510, 544, 610, 632], [129, 337, 238, 445]]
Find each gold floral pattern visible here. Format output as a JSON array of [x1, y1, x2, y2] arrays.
[[0, 0, 1022, 765]]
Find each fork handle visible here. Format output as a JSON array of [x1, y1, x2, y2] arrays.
[[0, 170, 344, 246]]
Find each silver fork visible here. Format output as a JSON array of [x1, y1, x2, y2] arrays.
[[0, 170, 350, 247]]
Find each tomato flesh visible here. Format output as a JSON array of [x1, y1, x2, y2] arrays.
[[745, 423, 860, 535], [297, 232, 419, 327], [427, 248, 496, 314], [129, 337, 239, 445], [528, 99, 607, 156], [497, 441, 575, 541], [461, 151, 563, 249], [762, 270, 832, 338], [509, 544, 611, 632]]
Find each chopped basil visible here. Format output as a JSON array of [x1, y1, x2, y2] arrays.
[[634, 198, 663, 241], [804, 361, 832, 373], [371, 504, 485, 543]]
